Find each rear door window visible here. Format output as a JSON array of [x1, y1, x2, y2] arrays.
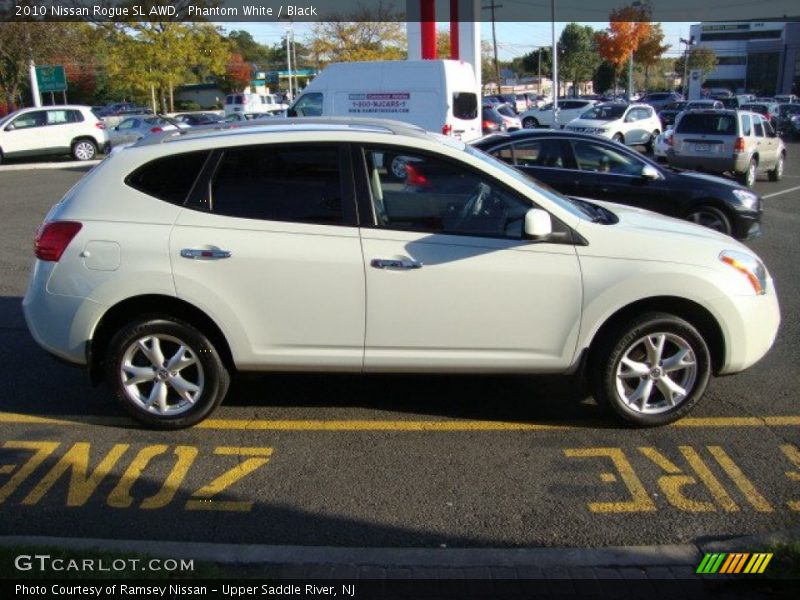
[[453, 93, 478, 120], [740, 114, 752, 136], [209, 145, 345, 225], [753, 117, 765, 137]]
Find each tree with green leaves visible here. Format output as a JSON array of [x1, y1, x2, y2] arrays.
[[227, 30, 273, 68], [308, 21, 405, 64], [674, 46, 718, 88], [519, 47, 552, 80], [634, 23, 670, 91], [0, 22, 62, 110], [559, 23, 599, 97]]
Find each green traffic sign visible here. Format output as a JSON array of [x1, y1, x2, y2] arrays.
[[36, 65, 67, 93]]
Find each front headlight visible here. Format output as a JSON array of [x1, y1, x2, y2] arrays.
[[719, 250, 767, 295], [731, 189, 760, 210]]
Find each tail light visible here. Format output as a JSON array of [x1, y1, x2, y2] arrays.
[[734, 137, 745, 153], [442, 123, 453, 136], [150, 126, 163, 133], [95, 122, 106, 130], [666, 134, 673, 146], [482, 119, 495, 129], [34, 221, 82, 262]]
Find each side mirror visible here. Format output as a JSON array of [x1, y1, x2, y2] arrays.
[[524, 208, 552, 240], [113, 126, 119, 131], [287, 108, 297, 117], [625, 115, 635, 123], [5, 124, 14, 131], [641, 164, 660, 180]]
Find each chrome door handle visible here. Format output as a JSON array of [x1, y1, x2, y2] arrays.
[[370, 258, 423, 270], [180, 248, 232, 260]]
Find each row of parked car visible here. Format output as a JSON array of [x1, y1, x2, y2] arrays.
[[0, 103, 282, 164]]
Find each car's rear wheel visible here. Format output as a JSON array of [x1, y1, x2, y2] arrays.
[[72, 139, 97, 161], [591, 313, 711, 426], [738, 158, 757, 187], [685, 205, 732, 235], [768, 153, 784, 182], [106, 317, 230, 429], [522, 117, 539, 129], [644, 130, 659, 153]]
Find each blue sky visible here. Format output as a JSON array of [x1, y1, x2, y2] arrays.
[[222, 21, 694, 61]]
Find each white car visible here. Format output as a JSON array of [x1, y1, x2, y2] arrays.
[[653, 128, 672, 160], [565, 103, 662, 150], [23, 118, 780, 429], [519, 99, 598, 129], [0, 105, 109, 163]]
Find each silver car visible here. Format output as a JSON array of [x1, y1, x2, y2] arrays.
[[668, 109, 786, 187], [109, 116, 187, 147]]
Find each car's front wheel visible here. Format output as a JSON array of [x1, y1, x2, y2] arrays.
[[522, 117, 539, 129], [71, 139, 97, 161], [644, 130, 659, 153], [591, 313, 711, 426], [106, 317, 230, 429], [613, 133, 625, 144], [685, 205, 732, 235]]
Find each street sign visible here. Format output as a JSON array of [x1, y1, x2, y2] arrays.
[[35, 65, 67, 93]]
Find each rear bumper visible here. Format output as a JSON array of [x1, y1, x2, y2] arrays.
[[667, 152, 746, 174]]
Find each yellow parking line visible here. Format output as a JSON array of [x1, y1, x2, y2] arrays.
[[0, 412, 799, 431]]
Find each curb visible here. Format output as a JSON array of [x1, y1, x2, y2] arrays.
[[0, 536, 701, 569], [0, 161, 100, 172]]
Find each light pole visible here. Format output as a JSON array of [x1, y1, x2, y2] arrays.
[[680, 36, 694, 97], [552, 0, 558, 127]]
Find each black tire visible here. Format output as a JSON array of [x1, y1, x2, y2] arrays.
[[644, 130, 659, 153], [685, 205, 732, 235], [0, 148, 3, 165], [71, 138, 97, 161], [768, 153, 784, 182], [106, 316, 230, 429], [737, 158, 757, 187], [590, 312, 711, 427], [522, 117, 539, 129], [613, 133, 625, 144]]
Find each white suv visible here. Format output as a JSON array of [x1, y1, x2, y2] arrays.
[[23, 118, 780, 429], [0, 105, 109, 163], [565, 103, 662, 150]]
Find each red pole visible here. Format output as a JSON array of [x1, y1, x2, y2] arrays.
[[450, 0, 459, 60], [421, 0, 437, 59]]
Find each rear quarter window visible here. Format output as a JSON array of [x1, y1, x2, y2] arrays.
[[125, 151, 211, 205]]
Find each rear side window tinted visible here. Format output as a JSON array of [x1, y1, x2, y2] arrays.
[[126, 151, 211, 205], [453, 93, 478, 120], [676, 113, 736, 135], [209, 145, 344, 225]]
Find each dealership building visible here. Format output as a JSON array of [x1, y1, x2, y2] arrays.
[[689, 21, 800, 95]]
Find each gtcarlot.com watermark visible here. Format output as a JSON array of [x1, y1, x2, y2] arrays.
[[14, 554, 195, 573]]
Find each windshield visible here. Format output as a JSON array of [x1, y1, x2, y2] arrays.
[[580, 104, 627, 121], [466, 145, 595, 221]]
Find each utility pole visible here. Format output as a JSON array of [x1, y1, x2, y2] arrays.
[[680, 36, 693, 97], [552, 0, 558, 126], [286, 27, 293, 99], [482, 1, 503, 92], [538, 49, 542, 96]]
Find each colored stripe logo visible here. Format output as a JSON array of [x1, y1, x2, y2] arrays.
[[696, 553, 773, 574]]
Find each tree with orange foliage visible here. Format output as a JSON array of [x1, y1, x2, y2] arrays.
[[219, 53, 252, 94], [595, 3, 651, 97]]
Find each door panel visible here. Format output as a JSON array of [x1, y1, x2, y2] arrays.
[[357, 146, 582, 372], [171, 144, 365, 371]]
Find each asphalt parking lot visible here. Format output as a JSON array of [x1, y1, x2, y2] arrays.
[[0, 148, 798, 550]]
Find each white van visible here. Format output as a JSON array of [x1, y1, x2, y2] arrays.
[[224, 93, 288, 118], [287, 60, 481, 142]]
